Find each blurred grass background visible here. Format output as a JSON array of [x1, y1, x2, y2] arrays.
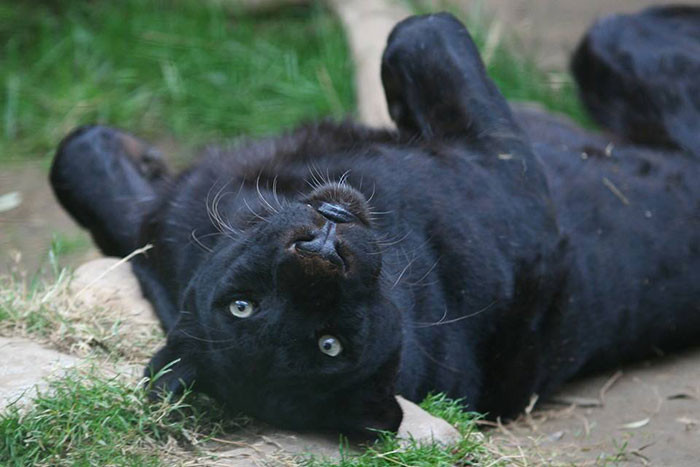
[[0, 0, 587, 164], [0, 0, 354, 163]]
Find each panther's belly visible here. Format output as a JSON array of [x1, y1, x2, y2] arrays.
[[527, 112, 700, 373]]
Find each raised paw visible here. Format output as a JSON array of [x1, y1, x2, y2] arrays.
[[50, 126, 169, 256], [381, 13, 521, 144]]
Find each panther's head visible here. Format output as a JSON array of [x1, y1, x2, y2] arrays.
[[147, 182, 404, 437]]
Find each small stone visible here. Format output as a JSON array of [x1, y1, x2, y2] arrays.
[[396, 395, 462, 445], [605, 142, 615, 157], [70, 257, 159, 328]]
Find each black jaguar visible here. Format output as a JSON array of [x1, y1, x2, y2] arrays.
[[50, 7, 700, 437]]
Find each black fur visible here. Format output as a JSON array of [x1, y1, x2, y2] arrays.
[[50, 10, 700, 437], [572, 6, 700, 156]]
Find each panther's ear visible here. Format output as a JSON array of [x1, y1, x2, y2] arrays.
[[144, 316, 198, 400]]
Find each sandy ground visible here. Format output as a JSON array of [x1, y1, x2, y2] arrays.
[[492, 350, 700, 465]]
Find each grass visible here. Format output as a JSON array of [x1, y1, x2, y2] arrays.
[[0, 365, 240, 466], [306, 394, 491, 466], [0, 0, 590, 164], [0, 250, 163, 361], [48, 232, 91, 260], [0, 364, 493, 467], [0, 0, 354, 163]]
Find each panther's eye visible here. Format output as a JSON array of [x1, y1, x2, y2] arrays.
[[229, 299, 255, 318], [318, 335, 342, 357]]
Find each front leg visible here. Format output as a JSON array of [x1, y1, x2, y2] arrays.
[[144, 313, 199, 399], [381, 13, 522, 147], [50, 125, 170, 257]]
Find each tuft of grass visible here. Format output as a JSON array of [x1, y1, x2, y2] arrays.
[[0, 0, 353, 162], [304, 394, 494, 466], [48, 233, 91, 261], [0, 365, 235, 466], [419, 392, 482, 432]]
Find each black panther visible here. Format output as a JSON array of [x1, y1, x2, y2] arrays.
[[50, 8, 699, 437]]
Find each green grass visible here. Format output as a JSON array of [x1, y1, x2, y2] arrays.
[[0, 370, 491, 467], [0, 0, 591, 164], [306, 394, 491, 466], [0, 365, 237, 466], [48, 233, 91, 260], [0, 0, 353, 162]]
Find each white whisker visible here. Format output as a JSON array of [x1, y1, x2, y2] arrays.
[[190, 229, 213, 252], [411, 301, 498, 328], [256, 173, 278, 214]]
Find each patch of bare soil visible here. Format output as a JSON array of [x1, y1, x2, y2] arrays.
[[489, 351, 700, 465], [0, 163, 98, 275]]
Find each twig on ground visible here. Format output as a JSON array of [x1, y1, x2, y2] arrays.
[[598, 370, 623, 406]]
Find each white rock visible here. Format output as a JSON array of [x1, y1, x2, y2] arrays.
[[0, 337, 81, 409], [69, 257, 159, 329], [396, 395, 462, 445]]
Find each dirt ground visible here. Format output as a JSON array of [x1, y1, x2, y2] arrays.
[[453, 0, 688, 71], [0, 164, 97, 275], [1, 0, 699, 465], [491, 350, 700, 465]]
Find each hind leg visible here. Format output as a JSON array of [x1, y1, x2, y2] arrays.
[[381, 13, 524, 150], [50, 125, 170, 257], [380, 12, 548, 196], [572, 6, 700, 157]]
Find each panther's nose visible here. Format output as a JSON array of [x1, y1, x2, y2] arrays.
[[316, 202, 357, 224], [293, 222, 345, 269]]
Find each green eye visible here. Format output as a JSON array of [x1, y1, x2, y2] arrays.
[[318, 335, 342, 357], [229, 299, 255, 318]]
